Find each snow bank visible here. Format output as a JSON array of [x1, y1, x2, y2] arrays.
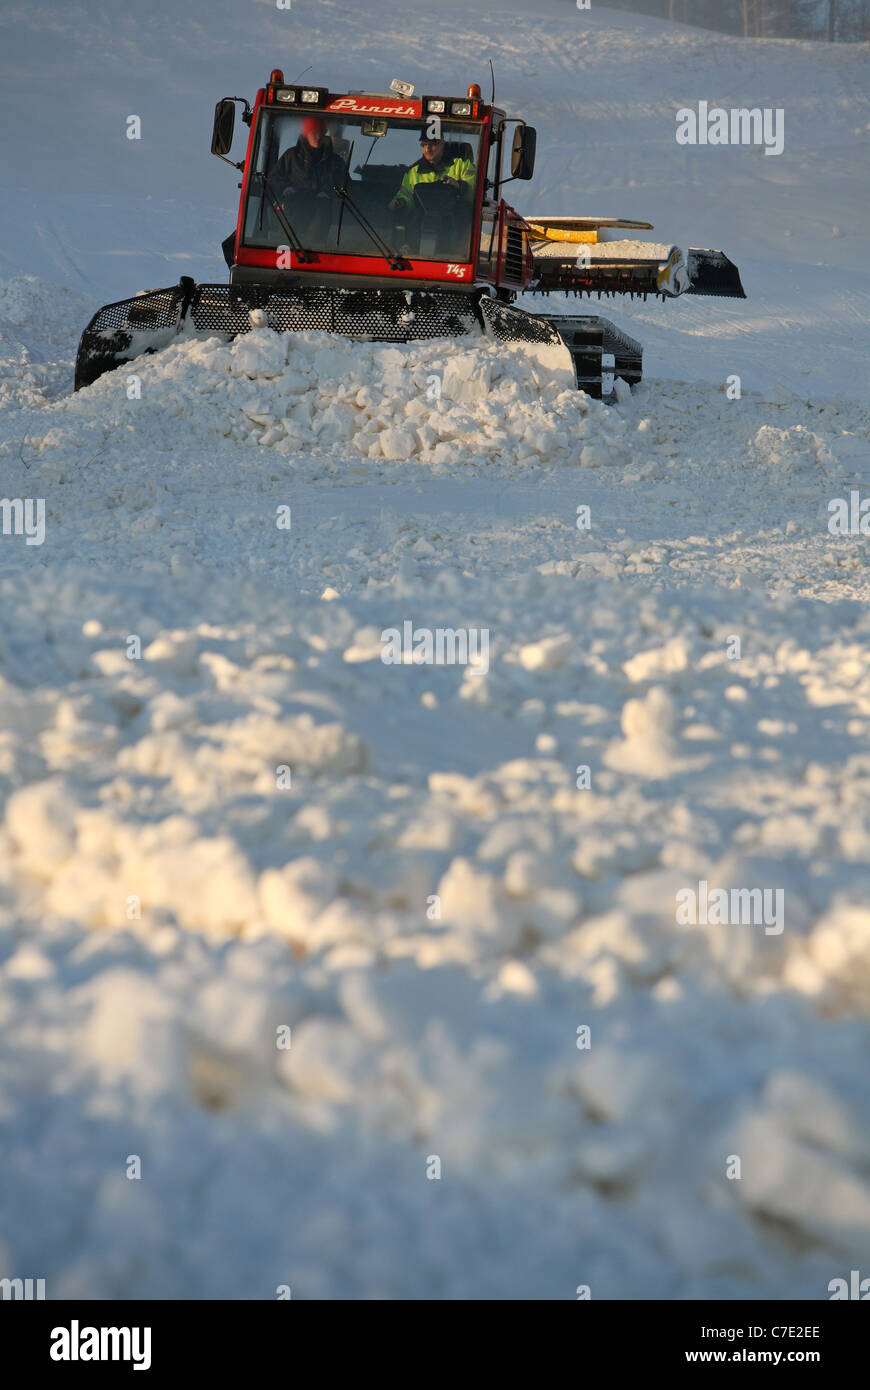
[[72, 323, 604, 468], [0, 275, 92, 408]]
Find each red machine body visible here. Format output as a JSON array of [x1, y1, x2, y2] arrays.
[[226, 82, 535, 295]]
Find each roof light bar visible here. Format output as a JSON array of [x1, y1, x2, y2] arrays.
[[267, 85, 329, 107], [422, 94, 481, 119]]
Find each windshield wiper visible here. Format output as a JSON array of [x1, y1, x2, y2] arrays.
[[331, 180, 407, 270], [335, 140, 355, 250], [252, 171, 316, 264]]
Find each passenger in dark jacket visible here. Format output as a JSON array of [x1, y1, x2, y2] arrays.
[[271, 116, 346, 201], [222, 117, 345, 265]]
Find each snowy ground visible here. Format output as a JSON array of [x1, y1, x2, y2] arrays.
[[1, 1, 869, 1300]]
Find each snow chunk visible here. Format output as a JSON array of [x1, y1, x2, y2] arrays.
[[518, 633, 573, 671]]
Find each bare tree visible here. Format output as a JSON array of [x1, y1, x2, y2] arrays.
[[741, 0, 768, 37], [599, 0, 866, 39]]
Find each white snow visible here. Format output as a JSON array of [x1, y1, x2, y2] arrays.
[[532, 238, 676, 260], [0, 0, 869, 1302]]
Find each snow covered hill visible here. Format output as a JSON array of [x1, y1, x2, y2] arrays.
[[1, 1, 869, 1301]]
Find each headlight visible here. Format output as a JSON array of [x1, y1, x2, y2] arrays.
[[427, 99, 446, 114], [451, 101, 471, 116], [277, 90, 297, 103], [301, 89, 319, 103]]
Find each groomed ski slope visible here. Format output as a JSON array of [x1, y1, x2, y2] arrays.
[[1, 1, 869, 1299]]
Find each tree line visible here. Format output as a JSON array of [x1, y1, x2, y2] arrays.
[[583, 0, 870, 41]]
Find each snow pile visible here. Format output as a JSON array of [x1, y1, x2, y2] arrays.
[[75, 324, 606, 467], [0, 275, 92, 408], [532, 238, 675, 261], [4, 280, 864, 606]]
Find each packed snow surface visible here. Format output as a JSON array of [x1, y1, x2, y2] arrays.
[[1, 0, 869, 1300]]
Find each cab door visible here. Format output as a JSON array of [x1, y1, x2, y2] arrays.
[[476, 116, 503, 284]]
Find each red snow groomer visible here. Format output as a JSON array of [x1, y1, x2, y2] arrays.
[[74, 72, 745, 397]]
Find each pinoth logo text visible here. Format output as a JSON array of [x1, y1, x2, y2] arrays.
[[675, 880, 784, 935], [50, 1321, 151, 1371], [381, 620, 490, 675], [0, 497, 45, 546], [676, 102, 784, 156]]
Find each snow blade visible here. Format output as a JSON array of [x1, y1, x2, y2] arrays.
[[478, 296, 565, 348], [75, 277, 198, 390], [74, 278, 484, 390], [74, 277, 624, 398], [685, 249, 746, 298]]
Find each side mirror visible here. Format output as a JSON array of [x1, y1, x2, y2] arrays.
[[211, 99, 236, 157], [510, 124, 536, 180]]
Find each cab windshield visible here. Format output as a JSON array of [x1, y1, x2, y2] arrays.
[[242, 111, 483, 262]]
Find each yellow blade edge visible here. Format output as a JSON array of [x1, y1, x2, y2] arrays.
[[528, 223, 599, 244]]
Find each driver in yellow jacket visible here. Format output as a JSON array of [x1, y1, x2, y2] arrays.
[[389, 132, 476, 212]]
